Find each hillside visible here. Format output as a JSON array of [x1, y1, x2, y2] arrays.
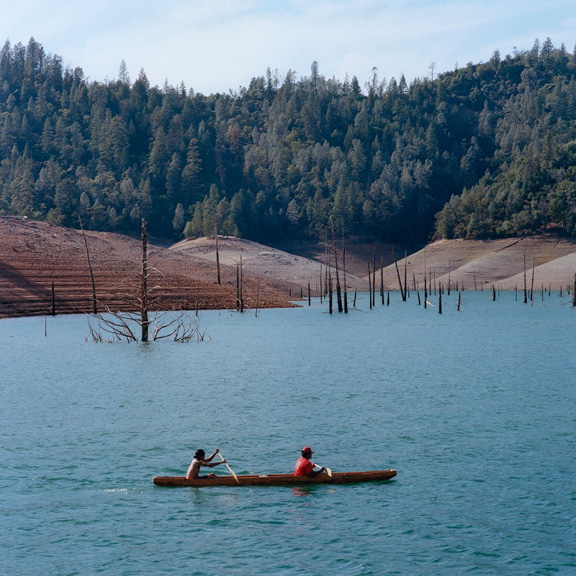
[[0, 217, 296, 318], [377, 237, 576, 292], [1, 219, 574, 319], [2, 38, 576, 250]]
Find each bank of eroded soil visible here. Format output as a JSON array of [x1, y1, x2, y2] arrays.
[[1, 216, 575, 319]]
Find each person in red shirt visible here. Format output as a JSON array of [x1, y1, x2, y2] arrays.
[[294, 446, 326, 476]]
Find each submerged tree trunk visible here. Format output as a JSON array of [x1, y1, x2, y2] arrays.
[[140, 219, 150, 342], [392, 248, 406, 301], [331, 223, 343, 313], [79, 215, 98, 314]]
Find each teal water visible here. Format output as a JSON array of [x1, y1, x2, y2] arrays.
[[1, 292, 575, 575]]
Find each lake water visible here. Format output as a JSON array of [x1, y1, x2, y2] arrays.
[[1, 291, 575, 575]]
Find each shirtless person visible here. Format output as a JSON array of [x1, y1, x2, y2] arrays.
[[186, 448, 227, 479]]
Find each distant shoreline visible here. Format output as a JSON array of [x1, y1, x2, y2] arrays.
[[1, 217, 575, 319]]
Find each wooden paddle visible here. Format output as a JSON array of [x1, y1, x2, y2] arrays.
[[218, 451, 239, 483], [315, 463, 332, 477]]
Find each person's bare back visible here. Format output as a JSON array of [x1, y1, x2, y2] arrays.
[[186, 448, 226, 479]]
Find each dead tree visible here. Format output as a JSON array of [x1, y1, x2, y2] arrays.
[[342, 226, 348, 313], [140, 219, 150, 342], [438, 283, 443, 314], [79, 215, 98, 314], [392, 248, 406, 301], [88, 219, 205, 343], [215, 232, 221, 285], [368, 262, 372, 310], [523, 250, 528, 304], [331, 222, 343, 312]]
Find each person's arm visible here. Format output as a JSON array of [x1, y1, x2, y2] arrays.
[[204, 448, 220, 463], [309, 462, 326, 477], [205, 459, 226, 468]]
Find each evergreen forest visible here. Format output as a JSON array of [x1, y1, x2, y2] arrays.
[[2, 37, 576, 247]]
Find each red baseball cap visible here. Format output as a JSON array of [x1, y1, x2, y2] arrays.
[[302, 446, 314, 454]]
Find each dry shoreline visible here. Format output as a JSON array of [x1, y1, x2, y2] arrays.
[[1, 216, 575, 319]]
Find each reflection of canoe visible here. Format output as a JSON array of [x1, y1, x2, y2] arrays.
[[153, 469, 397, 487]]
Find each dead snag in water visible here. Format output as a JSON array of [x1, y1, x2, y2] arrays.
[[492, 285, 496, 301], [328, 269, 333, 314], [79, 215, 98, 314], [140, 219, 150, 342], [308, 281, 311, 306], [89, 219, 205, 343], [404, 250, 408, 300], [424, 275, 428, 309], [368, 262, 372, 310], [341, 225, 348, 313], [438, 283, 442, 314], [530, 254, 536, 304], [457, 290, 462, 311], [523, 250, 528, 304], [373, 245, 377, 307], [392, 248, 406, 301], [572, 273, 576, 308], [330, 222, 343, 312], [51, 281, 56, 316], [380, 257, 385, 305], [215, 228, 221, 285], [236, 257, 245, 312]]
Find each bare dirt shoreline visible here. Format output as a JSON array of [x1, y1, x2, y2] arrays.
[[1, 216, 575, 319]]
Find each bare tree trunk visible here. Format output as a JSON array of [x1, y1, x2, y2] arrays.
[[372, 245, 377, 307], [215, 231, 221, 285], [331, 223, 343, 312], [140, 219, 150, 342], [523, 250, 528, 304], [530, 254, 535, 303], [380, 257, 385, 305], [78, 216, 98, 314], [404, 249, 408, 300], [438, 283, 442, 314], [328, 269, 333, 314], [342, 229, 348, 313], [392, 248, 406, 301], [573, 273, 576, 308], [51, 281, 56, 316], [239, 257, 244, 313], [368, 262, 372, 310]]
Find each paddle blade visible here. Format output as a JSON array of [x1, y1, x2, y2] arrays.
[[326, 467, 333, 477]]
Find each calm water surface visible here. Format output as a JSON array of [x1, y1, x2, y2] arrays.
[[1, 292, 575, 575]]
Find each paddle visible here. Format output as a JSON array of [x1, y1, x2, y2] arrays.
[[218, 451, 239, 483], [315, 463, 332, 477]]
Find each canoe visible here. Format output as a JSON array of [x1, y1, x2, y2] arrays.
[[153, 469, 397, 487]]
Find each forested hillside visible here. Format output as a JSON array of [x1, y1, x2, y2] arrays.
[[1, 38, 576, 247]]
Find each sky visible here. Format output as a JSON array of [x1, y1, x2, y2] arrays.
[[2, 0, 576, 95]]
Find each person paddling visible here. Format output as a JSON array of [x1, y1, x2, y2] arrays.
[[186, 448, 227, 479], [294, 446, 326, 477]]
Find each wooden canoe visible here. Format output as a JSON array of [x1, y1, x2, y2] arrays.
[[153, 469, 397, 487]]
